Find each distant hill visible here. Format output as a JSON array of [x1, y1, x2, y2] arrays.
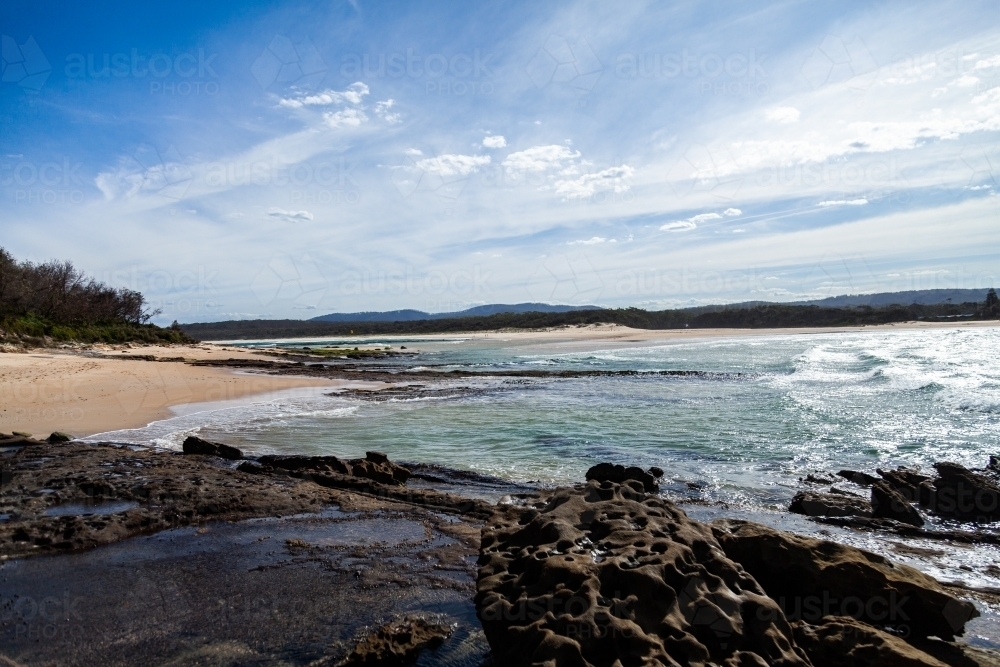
[[310, 303, 602, 323], [792, 289, 989, 308]]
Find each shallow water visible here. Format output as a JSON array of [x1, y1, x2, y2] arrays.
[[89, 326, 1000, 609]]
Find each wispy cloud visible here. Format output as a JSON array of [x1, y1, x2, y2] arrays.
[[268, 207, 314, 222], [817, 199, 869, 207]]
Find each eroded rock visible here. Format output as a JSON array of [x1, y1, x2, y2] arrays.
[[337, 616, 452, 666], [792, 616, 948, 667], [257, 451, 410, 486], [923, 462, 1000, 522], [476, 480, 810, 666], [710, 519, 977, 641], [837, 471, 880, 487]]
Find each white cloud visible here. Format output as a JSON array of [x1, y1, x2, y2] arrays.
[[817, 198, 868, 207], [404, 148, 423, 156], [688, 212, 722, 223], [323, 108, 367, 128], [568, 236, 607, 245], [483, 135, 507, 148], [267, 207, 314, 222], [414, 154, 491, 177], [502, 145, 581, 172], [660, 221, 697, 232], [374, 99, 401, 124], [732, 228, 746, 233], [766, 107, 800, 124], [973, 55, 1000, 70], [554, 165, 633, 200], [279, 82, 370, 108], [954, 75, 980, 87], [723, 208, 742, 216]]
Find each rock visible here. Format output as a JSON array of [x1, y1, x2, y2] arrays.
[[648, 466, 664, 478], [365, 451, 389, 464], [584, 462, 659, 492], [11, 431, 33, 438], [804, 474, 836, 485], [476, 480, 811, 666], [181, 436, 243, 460], [924, 462, 1000, 522], [987, 456, 1000, 476], [790, 491, 872, 518], [258, 455, 353, 475], [792, 616, 948, 667], [876, 469, 917, 496], [337, 616, 452, 666], [871, 481, 924, 527], [837, 470, 880, 487], [710, 519, 978, 641], [46, 432, 73, 443]]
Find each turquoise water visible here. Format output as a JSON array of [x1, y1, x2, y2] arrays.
[[95, 326, 1000, 510]]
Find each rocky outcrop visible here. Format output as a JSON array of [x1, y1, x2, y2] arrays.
[[45, 431, 74, 443], [922, 462, 1000, 522], [182, 435, 243, 460], [792, 616, 948, 667], [871, 481, 924, 527], [837, 470, 880, 486], [258, 451, 411, 486], [584, 462, 660, 493], [337, 616, 452, 666], [710, 520, 977, 641], [790, 491, 871, 518], [476, 480, 811, 666]]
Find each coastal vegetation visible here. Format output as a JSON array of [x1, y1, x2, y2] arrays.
[[181, 294, 998, 340], [0, 247, 193, 346]]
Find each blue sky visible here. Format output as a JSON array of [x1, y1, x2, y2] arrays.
[[2, 0, 999, 323]]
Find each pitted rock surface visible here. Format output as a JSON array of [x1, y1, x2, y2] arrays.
[[710, 519, 978, 641], [476, 480, 810, 666]]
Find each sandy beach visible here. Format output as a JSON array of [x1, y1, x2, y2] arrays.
[[0, 343, 336, 438], [2, 320, 996, 438]]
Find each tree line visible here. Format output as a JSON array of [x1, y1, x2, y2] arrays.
[[0, 247, 157, 326], [181, 294, 999, 340]]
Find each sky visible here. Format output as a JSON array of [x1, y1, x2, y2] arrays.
[[1, 0, 999, 323]]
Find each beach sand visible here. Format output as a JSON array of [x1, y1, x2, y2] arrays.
[[0, 343, 336, 438], [2, 320, 996, 438]]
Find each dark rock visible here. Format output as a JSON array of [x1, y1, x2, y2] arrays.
[[258, 455, 353, 475], [804, 473, 836, 485], [710, 519, 978, 640], [352, 452, 411, 486], [792, 616, 948, 666], [790, 491, 871, 518], [876, 468, 917, 495], [871, 481, 924, 527], [987, 456, 1000, 476], [828, 487, 863, 498], [584, 462, 658, 492], [837, 470, 880, 486], [925, 462, 1000, 522], [337, 616, 451, 666], [181, 436, 243, 460], [476, 481, 811, 666], [648, 466, 664, 478], [46, 432, 73, 443]]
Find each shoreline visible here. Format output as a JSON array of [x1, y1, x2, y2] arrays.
[[1, 320, 996, 438]]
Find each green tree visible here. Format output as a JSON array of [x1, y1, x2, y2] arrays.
[[986, 287, 999, 317]]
